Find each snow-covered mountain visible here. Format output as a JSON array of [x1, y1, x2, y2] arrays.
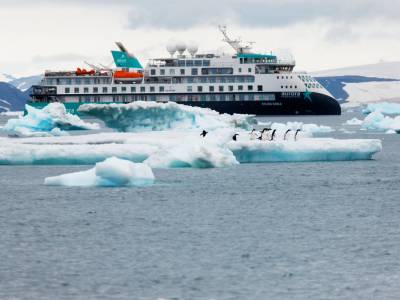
[[8, 74, 42, 92], [0, 73, 16, 83], [313, 61, 400, 106], [0, 82, 30, 112]]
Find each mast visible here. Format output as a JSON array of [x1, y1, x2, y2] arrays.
[[218, 25, 253, 54]]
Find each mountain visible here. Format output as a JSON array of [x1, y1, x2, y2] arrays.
[[0, 82, 31, 112], [0, 73, 16, 83], [313, 61, 400, 106], [8, 74, 42, 92]]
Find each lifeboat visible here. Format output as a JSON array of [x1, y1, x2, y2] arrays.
[[76, 68, 96, 76], [113, 70, 143, 79]]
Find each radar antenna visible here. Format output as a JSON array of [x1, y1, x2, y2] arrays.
[[218, 25, 253, 54]]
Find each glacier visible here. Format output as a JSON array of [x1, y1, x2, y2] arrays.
[[3, 103, 99, 137], [0, 130, 382, 166], [44, 156, 155, 187], [362, 102, 400, 115], [361, 111, 400, 132], [78, 101, 256, 132]]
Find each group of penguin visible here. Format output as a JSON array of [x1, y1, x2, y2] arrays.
[[200, 128, 302, 141]]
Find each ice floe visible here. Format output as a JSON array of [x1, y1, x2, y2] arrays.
[[44, 156, 154, 187], [362, 102, 400, 115], [3, 103, 99, 137], [345, 117, 363, 125], [78, 101, 256, 132], [270, 122, 333, 136], [361, 111, 400, 132], [0, 129, 382, 166]]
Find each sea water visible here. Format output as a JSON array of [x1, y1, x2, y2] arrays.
[[0, 109, 399, 300]]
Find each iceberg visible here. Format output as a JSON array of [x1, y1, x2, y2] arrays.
[[228, 138, 382, 163], [44, 156, 154, 187], [345, 117, 363, 125], [3, 103, 99, 137], [362, 102, 400, 115], [0, 130, 382, 166], [78, 101, 256, 132], [361, 111, 400, 132]]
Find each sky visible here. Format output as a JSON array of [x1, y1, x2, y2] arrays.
[[0, 0, 399, 77]]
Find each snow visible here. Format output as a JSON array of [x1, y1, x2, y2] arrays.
[[2, 103, 99, 137], [361, 111, 400, 132], [362, 102, 400, 115], [270, 122, 333, 136], [44, 157, 154, 187], [345, 118, 363, 125], [343, 81, 400, 105], [78, 101, 256, 132], [312, 61, 400, 79], [0, 130, 382, 166], [0, 73, 16, 83]]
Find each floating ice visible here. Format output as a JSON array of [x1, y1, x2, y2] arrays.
[[228, 138, 382, 163], [78, 101, 256, 132], [362, 102, 400, 115], [0, 111, 23, 117], [361, 111, 400, 132], [268, 122, 333, 139], [3, 103, 99, 137], [44, 156, 154, 187], [0, 130, 382, 166], [345, 117, 363, 125]]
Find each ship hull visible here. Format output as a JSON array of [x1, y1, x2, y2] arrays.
[[28, 92, 341, 115]]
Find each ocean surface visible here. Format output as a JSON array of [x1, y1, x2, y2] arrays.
[[0, 109, 400, 300]]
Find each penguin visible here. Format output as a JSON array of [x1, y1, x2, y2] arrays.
[[270, 129, 277, 141], [294, 129, 301, 141], [284, 129, 291, 140], [232, 133, 239, 141], [200, 130, 208, 137], [249, 129, 258, 140], [259, 128, 271, 141]]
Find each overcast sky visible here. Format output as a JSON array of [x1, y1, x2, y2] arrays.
[[0, 0, 399, 76]]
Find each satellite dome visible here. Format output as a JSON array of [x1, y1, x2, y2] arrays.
[[176, 41, 187, 55], [187, 42, 199, 57], [166, 41, 177, 57]]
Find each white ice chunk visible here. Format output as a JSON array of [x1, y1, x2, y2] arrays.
[[361, 111, 400, 132], [3, 103, 99, 137], [78, 101, 256, 132], [345, 117, 363, 125], [362, 102, 400, 115], [44, 156, 154, 187]]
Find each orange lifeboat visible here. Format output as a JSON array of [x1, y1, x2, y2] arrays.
[[113, 70, 143, 79], [76, 68, 96, 76]]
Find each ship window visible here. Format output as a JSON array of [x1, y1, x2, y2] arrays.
[[103, 87, 108, 93], [203, 60, 210, 66], [209, 77, 216, 83], [248, 68, 252, 73], [160, 69, 165, 75], [93, 87, 98, 93], [197, 86, 203, 92], [238, 68, 242, 73], [151, 69, 156, 76], [248, 85, 253, 91], [286, 86, 288, 89], [169, 69, 175, 75], [228, 85, 233, 92], [194, 60, 202, 66], [240, 58, 244, 64], [140, 86, 145, 92], [178, 60, 185, 67], [209, 86, 214, 92], [150, 86, 155, 92], [277, 76, 279, 79], [238, 85, 243, 91], [74, 87, 80, 93], [120, 86, 126, 92], [219, 86, 224, 92], [281, 86, 283, 89], [286, 76, 289, 79], [75, 78, 81, 85], [290, 86, 292, 89], [65, 87, 70, 93], [112, 87, 117, 93], [159, 86, 164, 92], [187, 86, 192, 92], [191, 68, 198, 75], [186, 60, 194, 66], [131, 86, 136, 92], [257, 85, 263, 91], [180, 69, 185, 75], [66, 78, 72, 85]]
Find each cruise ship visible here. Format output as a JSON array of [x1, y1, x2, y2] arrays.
[[30, 27, 341, 115]]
